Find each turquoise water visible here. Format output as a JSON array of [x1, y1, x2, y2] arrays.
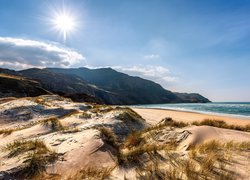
[[132, 102, 250, 118]]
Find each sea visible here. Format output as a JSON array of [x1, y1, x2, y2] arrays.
[[132, 102, 250, 119]]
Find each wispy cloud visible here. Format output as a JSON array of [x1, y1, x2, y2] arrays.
[[0, 37, 86, 70], [144, 54, 160, 60], [113, 65, 178, 88]]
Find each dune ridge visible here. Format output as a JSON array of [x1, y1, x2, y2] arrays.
[[0, 95, 249, 179]]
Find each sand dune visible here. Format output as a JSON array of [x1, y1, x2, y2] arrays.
[[0, 96, 249, 179], [179, 125, 250, 150]]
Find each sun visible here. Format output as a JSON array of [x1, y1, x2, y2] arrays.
[[52, 12, 76, 42]]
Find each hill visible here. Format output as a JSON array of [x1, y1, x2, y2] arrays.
[[0, 67, 210, 104], [0, 73, 50, 98]]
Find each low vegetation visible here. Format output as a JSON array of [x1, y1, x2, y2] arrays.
[[3, 140, 49, 158], [59, 110, 80, 119], [98, 127, 119, 149], [3, 139, 58, 178], [79, 111, 92, 119], [0, 128, 14, 136], [21, 150, 58, 178], [90, 105, 115, 114], [0, 123, 38, 136], [136, 140, 250, 179], [114, 107, 145, 126], [1, 99, 250, 179], [61, 127, 81, 134], [41, 117, 64, 131], [192, 119, 250, 132], [33, 96, 50, 106], [123, 131, 144, 149], [0, 117, 64, 136], [67, 168, 113, 180]]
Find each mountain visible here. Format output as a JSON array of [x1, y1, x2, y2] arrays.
[[18, 68, 115, 104], [175, 93, 210, 103], [0, 67, 210, 104], [45, 67, 181, 104], [0, 72, 50, 98]]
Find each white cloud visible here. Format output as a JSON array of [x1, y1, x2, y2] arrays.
[[0, 37, 86, 70], [144, 54, 160, 60], [113, 65, 178, 88]]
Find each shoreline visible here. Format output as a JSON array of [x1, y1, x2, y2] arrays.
[[132, 107, 250, 126], [132, 107, 250, 120]]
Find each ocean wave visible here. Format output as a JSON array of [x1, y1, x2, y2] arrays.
[[132, 102, 250, 119]]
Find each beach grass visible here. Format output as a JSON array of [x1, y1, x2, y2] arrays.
[[97, 127, 119, 149], [192, 119, 250, 132], [41, 117, 64, 131], [67, 168, 113, 180], [3, 139, 49, 158], [3, 139, 58, 178]]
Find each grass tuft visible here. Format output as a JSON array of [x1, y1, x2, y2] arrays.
[[4, 139, 48, 158], [3, 139, 58, 178], [90, 105, 115, 114], [79, 112, 92, 119], [114, 107, 145, 125], [123, 131, 144, 149], [61, 127, 81, 134], [41, 117, 64, 131], [160, 117, 189, 128], [0, 128, 14, 136], [192, 119, 250, 132], [97, 127, 119, 149], [59, 110, 80, 119], [21, 148, 58, 178], [67, 168, 113, 180]]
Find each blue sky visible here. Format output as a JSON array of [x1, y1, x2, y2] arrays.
[[0, 0, 250, 101]]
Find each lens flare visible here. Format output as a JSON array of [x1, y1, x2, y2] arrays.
[[52, 12, 76, 42]]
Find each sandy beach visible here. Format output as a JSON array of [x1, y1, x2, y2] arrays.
[[132, 108, 250, 126]]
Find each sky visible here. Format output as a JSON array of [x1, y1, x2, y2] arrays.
[[0, 0, 250, 102]]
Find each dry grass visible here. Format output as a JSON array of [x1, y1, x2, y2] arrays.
[[0, 97, 16, 104], [192, 119, 250, 132], [67, 168, 113, 180], [186, 140, 250, 179], [0, 122, 37, 136], [123, 131, 144, 149], [118, 141, 170, 165], [139, 117, 188, 135], [41, 117, 64, 131], [33, 97, 50, 106], [21, 147, 58, 178], [3, 139, 48, 158], [0, 116, 63, 136], [0, 128, 14, 136], [160, 117, 189, 128], [90, 105, 115, 114], [3, 139, 58, 178], [61, 127, 81, 134], [98, 127, 119, 149], [114, 107, 145, 125], [115, 117, 182, 165], [59, 110, 80, 119], [124, 137, 248, 179], [191, 140, 250, 152], [79, 111, 92, 119], [135, 140, 239, 179]]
